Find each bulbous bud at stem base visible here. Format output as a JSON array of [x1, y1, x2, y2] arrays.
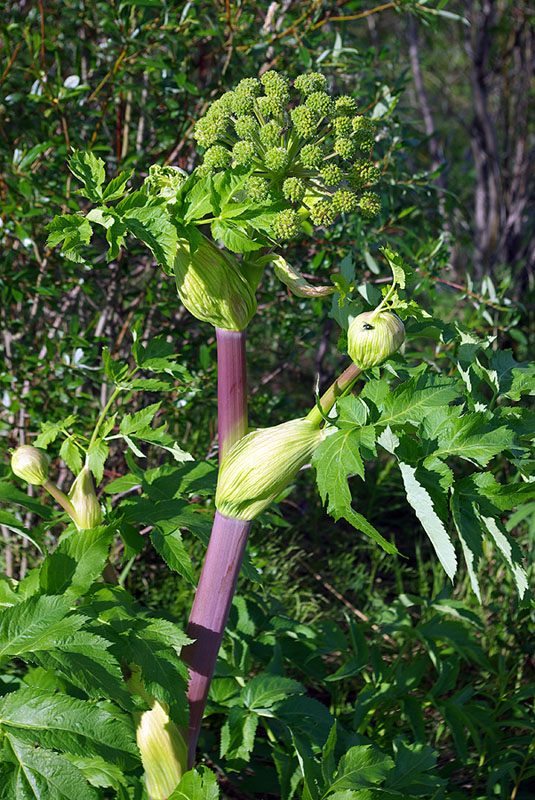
[[136, 699, 187, 800], [174, 234, 257, 331], [68, 466, 102, 530], [347, 310, 405, 369], [215, 418, 324, 520], [11, 446, 49, 486]]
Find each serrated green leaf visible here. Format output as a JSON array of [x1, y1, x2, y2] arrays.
[[87, 440, 109, 484], [313, 430, 395, 553], [375, 374, 459, 427], [39, 526, 114, 597], [0, 509, 44, 550], [102, 170, 133, 202], [120, 403, 161, 435], [220, 706, 258, 761], [478, 512, 528, 598], [119, 194, 178, 273], [380, 244, 415, 289], [0, 594, 71, 659], [242, 674, 304, 711], [126, 626, 190, 726], [36, 628, 131, 709], [5, 736, 99, 800], [398, 461, 457, 581], [169, 766, 220, 800], [59, 438, 83, 474], [331, 746, 394, 792], [64, 756, 127, 790], [211, 219, 265, 252], [46, 215, 93, 262], [69, 150, 105, 202], [0, 688, 137, 766], [450, 489, 483, 601], [421, 407, 517, 467]]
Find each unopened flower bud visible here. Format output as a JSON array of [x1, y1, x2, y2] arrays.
[[174, 233, 257, 330], [347, 310, 405, 369], [11, 446, 49, 486], [69, 466, 102, 530], [216, 418, 324, 520], [136, 699, 187, 800]]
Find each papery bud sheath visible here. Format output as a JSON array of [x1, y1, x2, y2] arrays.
[[174, 233, 256, 330], [68, 466, 102, 530], [347, 310, 405, 369], [215, 418, 324, 520], [136, 699, 187, 800], [11, 446, 49, 486]]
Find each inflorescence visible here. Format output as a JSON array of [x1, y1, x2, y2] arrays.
[[193, 71, 382, 241]]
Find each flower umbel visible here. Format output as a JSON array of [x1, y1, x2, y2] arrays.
[[192, 70, 383, 242]]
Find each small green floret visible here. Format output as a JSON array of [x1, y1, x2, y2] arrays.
[[235, 77, 262, 97], [320, 164, 343, 187], [305, 91, 333, 116], [231, 92, 255, 117], [358, 191, 381, 218], [245, 175, 270, 203], [333, 137, 357, 159], [283, 177, 306, 204], [335, 96, 358, 117], [259, 120, 281, 148], [294, 72, 327, 95], [290, 106, 317, 138], [300, 143, 323, 167], [333, 116, 353, 137], [202, 145, 231, 171], [234, 115, 259, 140], [332, 189, 359, 213], [348, 159, 381, 189], [265, 146, 289, 173], [352, 116, 375, 150], [309, 199, 336, 226], [271, 208, 301, 240], [232, 140, 255, 166]]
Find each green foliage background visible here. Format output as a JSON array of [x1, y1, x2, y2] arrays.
[[1, 1, 535, 798]]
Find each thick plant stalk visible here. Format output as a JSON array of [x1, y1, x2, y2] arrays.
[[183, 327, 250, 768], [183, 513, 252, 768], [215, 328, 248, 463]]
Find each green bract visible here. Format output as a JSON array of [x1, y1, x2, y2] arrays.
[[136, 699, 187, 800], [215, 418, 324, 520], [69, 465, 102, 530], [174, 233, 257, 330], [347, 309, 405, 369], [11, 445, 49, 486]]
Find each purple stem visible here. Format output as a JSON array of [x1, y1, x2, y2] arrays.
[[183, 327, 250, 768], [183, 513, 252, 768], [215, 328, 248, 463]]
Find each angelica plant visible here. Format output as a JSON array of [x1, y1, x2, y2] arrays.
[[34, 70, 535, 794]]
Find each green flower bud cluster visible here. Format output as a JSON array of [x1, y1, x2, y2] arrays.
[[193, 70, 384, 239]]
